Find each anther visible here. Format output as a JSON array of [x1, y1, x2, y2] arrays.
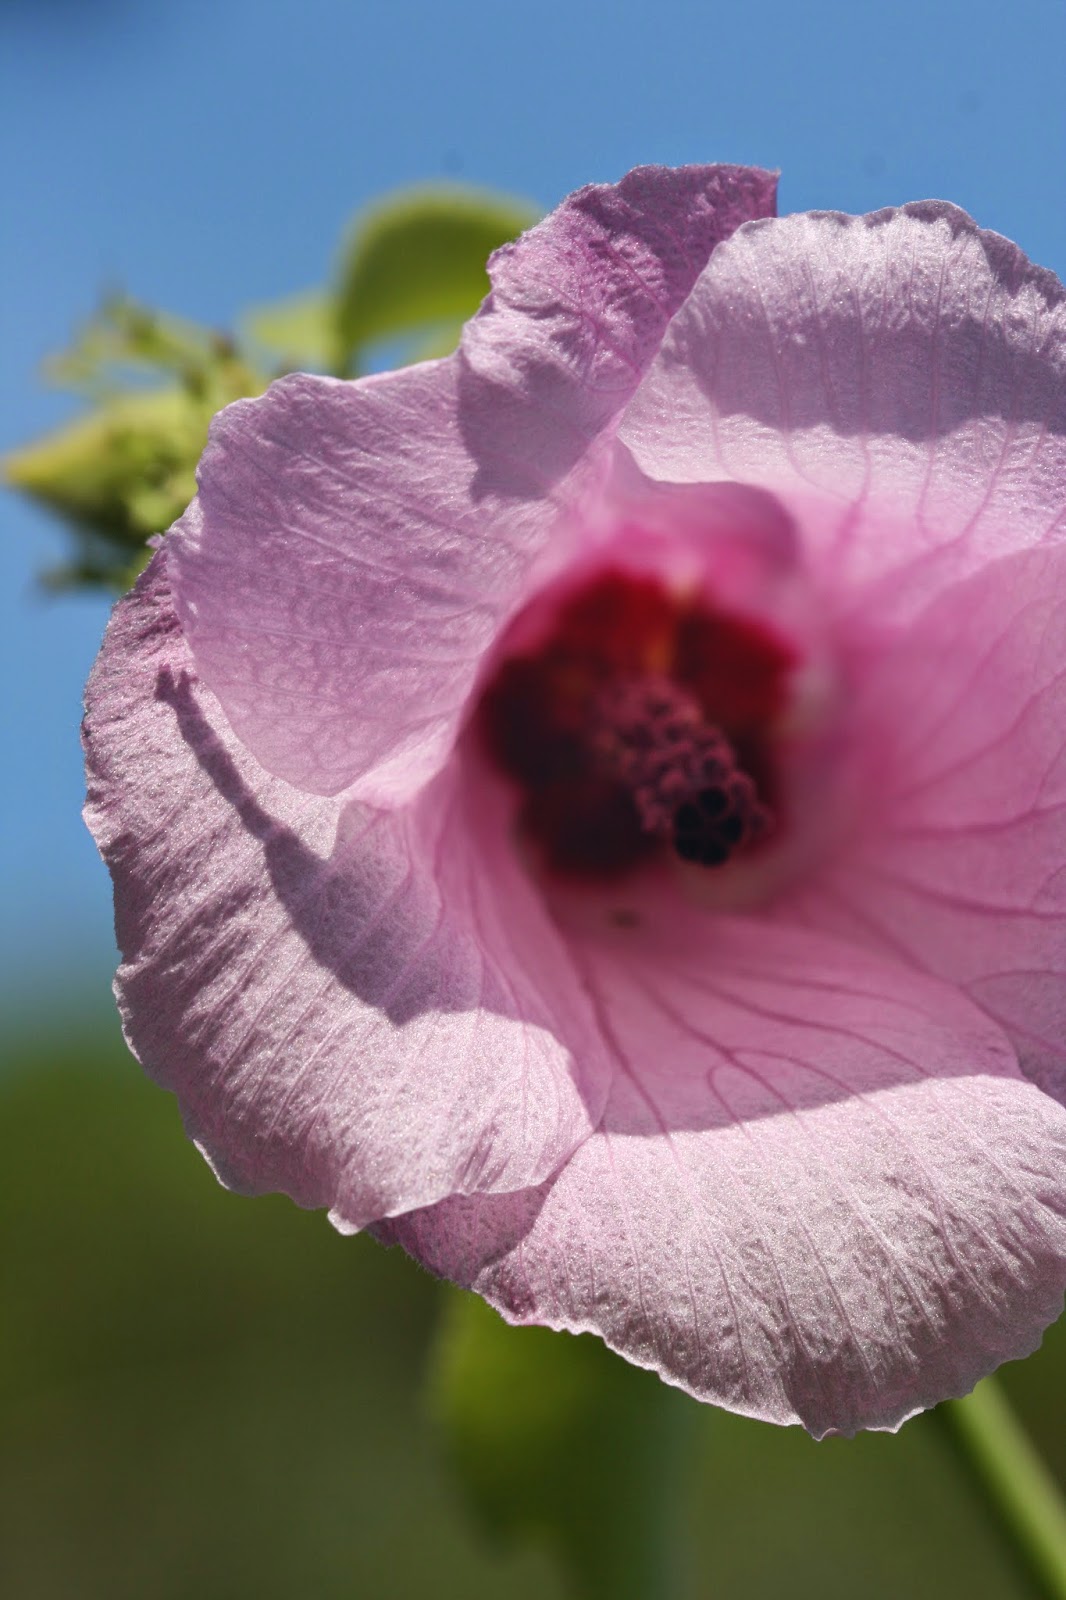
[[589, 676, 772, 869]]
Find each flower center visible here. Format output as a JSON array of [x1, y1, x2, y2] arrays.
[[588, 675, 772, 867], [478, 569, 795, 880]]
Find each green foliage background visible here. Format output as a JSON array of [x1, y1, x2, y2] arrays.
[[2, 1019, 1064, 1599]]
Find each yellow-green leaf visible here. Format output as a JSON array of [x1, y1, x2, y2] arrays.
[[334, 185, 539, 372], [241, 289, 335, 371]]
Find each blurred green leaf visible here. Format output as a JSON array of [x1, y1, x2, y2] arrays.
[[409, 317, 469, 362], [428, 1288, 696, 1599], [8, 389, 198, 552], [241, 288, 335, 371], [5, 296, 267, 590], [333, 185, 539, 372], [45, 294, 242, 397]]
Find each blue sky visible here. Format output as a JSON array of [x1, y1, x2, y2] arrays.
[[2, 0, 1064, 1015]]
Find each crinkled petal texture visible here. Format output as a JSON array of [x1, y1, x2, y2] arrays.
[[168, 164, 776, 801], [376, 200, 1066, 1436], [787, 541, 1066, 1105], [620, 202, 1066, 612], [84, 556, 613, 1229], [381, 911, 1066, 1437], [620, 201, 1066, 1097]]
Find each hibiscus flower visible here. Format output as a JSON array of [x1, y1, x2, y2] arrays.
[[84, 164, 1066, 1436]]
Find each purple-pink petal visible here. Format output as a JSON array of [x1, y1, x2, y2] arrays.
[[83, 164, 1066, 1437], [168, 165, 776, 801], [84, 556, 612, 1228], [381, 913, 1066, 1437], [462, 164, 779, 448], [787, 541, 1066, 1105]]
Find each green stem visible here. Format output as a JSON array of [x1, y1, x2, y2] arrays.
[[939, 1377, 1066, 1600]]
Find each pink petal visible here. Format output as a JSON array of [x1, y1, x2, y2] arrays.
[[168, 165, 776, 799], [462, 164, 779, 448], [620, 202, 1066, 617], [786, 541, 1066, 1105], [83, 557, 612, 1229], [381, 913, 1066, 1437]]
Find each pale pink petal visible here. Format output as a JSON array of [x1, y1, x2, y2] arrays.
[[620, 203, 1066, 620], [168, 165, 776, 799], [786, 542, 1066, 1104], [83, 557, 612, 1229], [381, 914, 1066, 1437]]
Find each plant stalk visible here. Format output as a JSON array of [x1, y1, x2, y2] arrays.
[[939, 1377, 1066, 1600]]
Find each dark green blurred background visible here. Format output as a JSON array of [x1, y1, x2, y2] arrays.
[[3, 1019, 1063, 1599]]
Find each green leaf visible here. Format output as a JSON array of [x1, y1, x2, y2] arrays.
[[427, 1288, 696, 1600], [5, 388, 200, 565], [241, 289, 335, 372], [7, 296, 267, 590], [46, 294, 244, 399], [408, 317, 468, 362], [5, 378, 263, 591], [333, 185, 539, 373]]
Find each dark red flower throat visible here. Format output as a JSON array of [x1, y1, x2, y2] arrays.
[[479, 569, 795, 880]]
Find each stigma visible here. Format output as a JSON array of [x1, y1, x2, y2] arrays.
[[478, 568, 794, 880]]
